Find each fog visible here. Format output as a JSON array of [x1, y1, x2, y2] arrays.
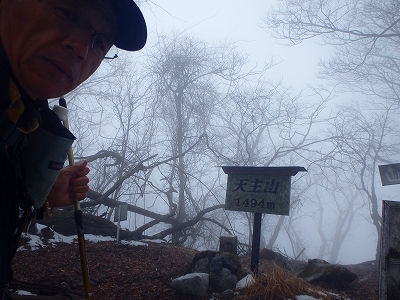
[[135, 1, 384, 264], [142, 0, 330, 89], [65, 0, 399, 264]]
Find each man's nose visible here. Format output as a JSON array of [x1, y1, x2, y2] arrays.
[[62, 30, 93, 62]]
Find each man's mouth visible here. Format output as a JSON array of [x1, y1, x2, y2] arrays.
[[45, 58, 74, 80]]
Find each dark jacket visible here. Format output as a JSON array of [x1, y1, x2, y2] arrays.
[[0, 43, 74, 288], [0, 43, 57, 288], [0, 42, 41, 287]]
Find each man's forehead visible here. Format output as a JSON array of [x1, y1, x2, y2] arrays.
[[48, 0, 147, 51], [58, 0, 117, 35]]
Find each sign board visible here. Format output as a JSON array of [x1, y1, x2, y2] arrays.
[[114, 204, 128, 222], [379, 163, 400, 186], [225, 173, 291, 215], [222, 166, 306, 216], [222, 166, 306, 274], [115, 204, 128, 244], [379, 200, 400, 299]]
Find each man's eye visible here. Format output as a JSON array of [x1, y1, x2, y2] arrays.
[[92, 36, 105, 52], [57, 7, 78, 23]]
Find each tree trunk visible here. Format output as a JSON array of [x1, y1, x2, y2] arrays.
[[267, 215, 285, 249]]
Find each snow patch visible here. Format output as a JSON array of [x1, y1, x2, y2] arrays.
[[294, 296, 321, 300], [15, 290, 37, 296], [17, 224, 148, 252]]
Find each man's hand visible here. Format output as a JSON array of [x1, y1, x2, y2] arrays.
[[47, 160, 90, 208]]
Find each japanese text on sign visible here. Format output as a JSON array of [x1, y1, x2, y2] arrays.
[[225, 174, 290, 215], [233, 178, 280, 194]]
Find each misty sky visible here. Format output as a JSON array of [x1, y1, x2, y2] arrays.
[[102, 1, 400, 264], [140, 0, 331, 89]]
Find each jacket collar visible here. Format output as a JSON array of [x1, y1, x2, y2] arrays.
[[0, 41, 48, 129], [0, 42, 10, 112]]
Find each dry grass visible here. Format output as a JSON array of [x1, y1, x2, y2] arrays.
[[236, 264, 332, 300]]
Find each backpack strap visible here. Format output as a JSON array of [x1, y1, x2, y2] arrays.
[[0, 113, 21, 147], [0, 78, 38, 148], [0, 79, 23, 147]]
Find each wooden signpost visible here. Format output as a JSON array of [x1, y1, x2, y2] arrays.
[[379, 163, 400, 186], [222, 166, 307, 273], [379, 163, 400, 299], [114, 204, 128, 243]]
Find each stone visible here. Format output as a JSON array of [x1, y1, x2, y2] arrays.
[[186, 250, 246, 280], [169, 273, 209, 297], [297, 259, 358, 288], [193, 257, 209, 273], [236, 274, 254, 289], [259, 248, 289, 269], [184, 250, 248, 294], [209, 267, 237, 292], [40, 226, 55, 240], [219, 235, 237, 255], [220, 289, 235, 299]]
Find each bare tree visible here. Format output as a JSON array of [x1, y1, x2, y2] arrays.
[[56, 33, 253, 250], [263, 0, 400, 261], [328, 101, 400, 259], [66, 57, 154, 212], [263, 0, 400, 104], [209, 72, 334, 250], [311, 176, 364, 263], [62, 29, 370, 262], [143, 33, 246, 245]]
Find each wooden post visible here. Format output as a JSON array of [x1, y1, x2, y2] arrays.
[[379, 200, 400, 300], [250, 212, 262, 274], [116, 205, 122, 244]]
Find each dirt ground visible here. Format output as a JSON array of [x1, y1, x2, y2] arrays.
[[9, 239, 379, 300]]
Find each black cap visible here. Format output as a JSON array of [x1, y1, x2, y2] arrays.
[[111, 0, 147, 51]]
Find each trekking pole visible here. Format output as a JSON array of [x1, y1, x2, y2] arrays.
[[54, 97, 92, 300]]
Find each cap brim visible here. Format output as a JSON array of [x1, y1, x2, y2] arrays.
[[111, 0, 147, 51]]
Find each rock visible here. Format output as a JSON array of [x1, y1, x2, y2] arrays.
[[37, 209, 118, 237], [184, 250, 247, 293], [209, 267, 237, 292], [236, 274, 254, 289], [36, 209, 134, 239], [193, 256, 210, 273], [186, 250, 246, 279], [219, 235, 238, 255], [259, 248, 289, 269], [169, 273, 209, 297], [296, 296, 323, 300], [210, 256, 238, 274], [220, 289, 235, 299], [297, 259, 358, 288], [40, 226, 55, 240]]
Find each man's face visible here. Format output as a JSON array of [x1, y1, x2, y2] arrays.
[[0, 0, 116, 99]]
